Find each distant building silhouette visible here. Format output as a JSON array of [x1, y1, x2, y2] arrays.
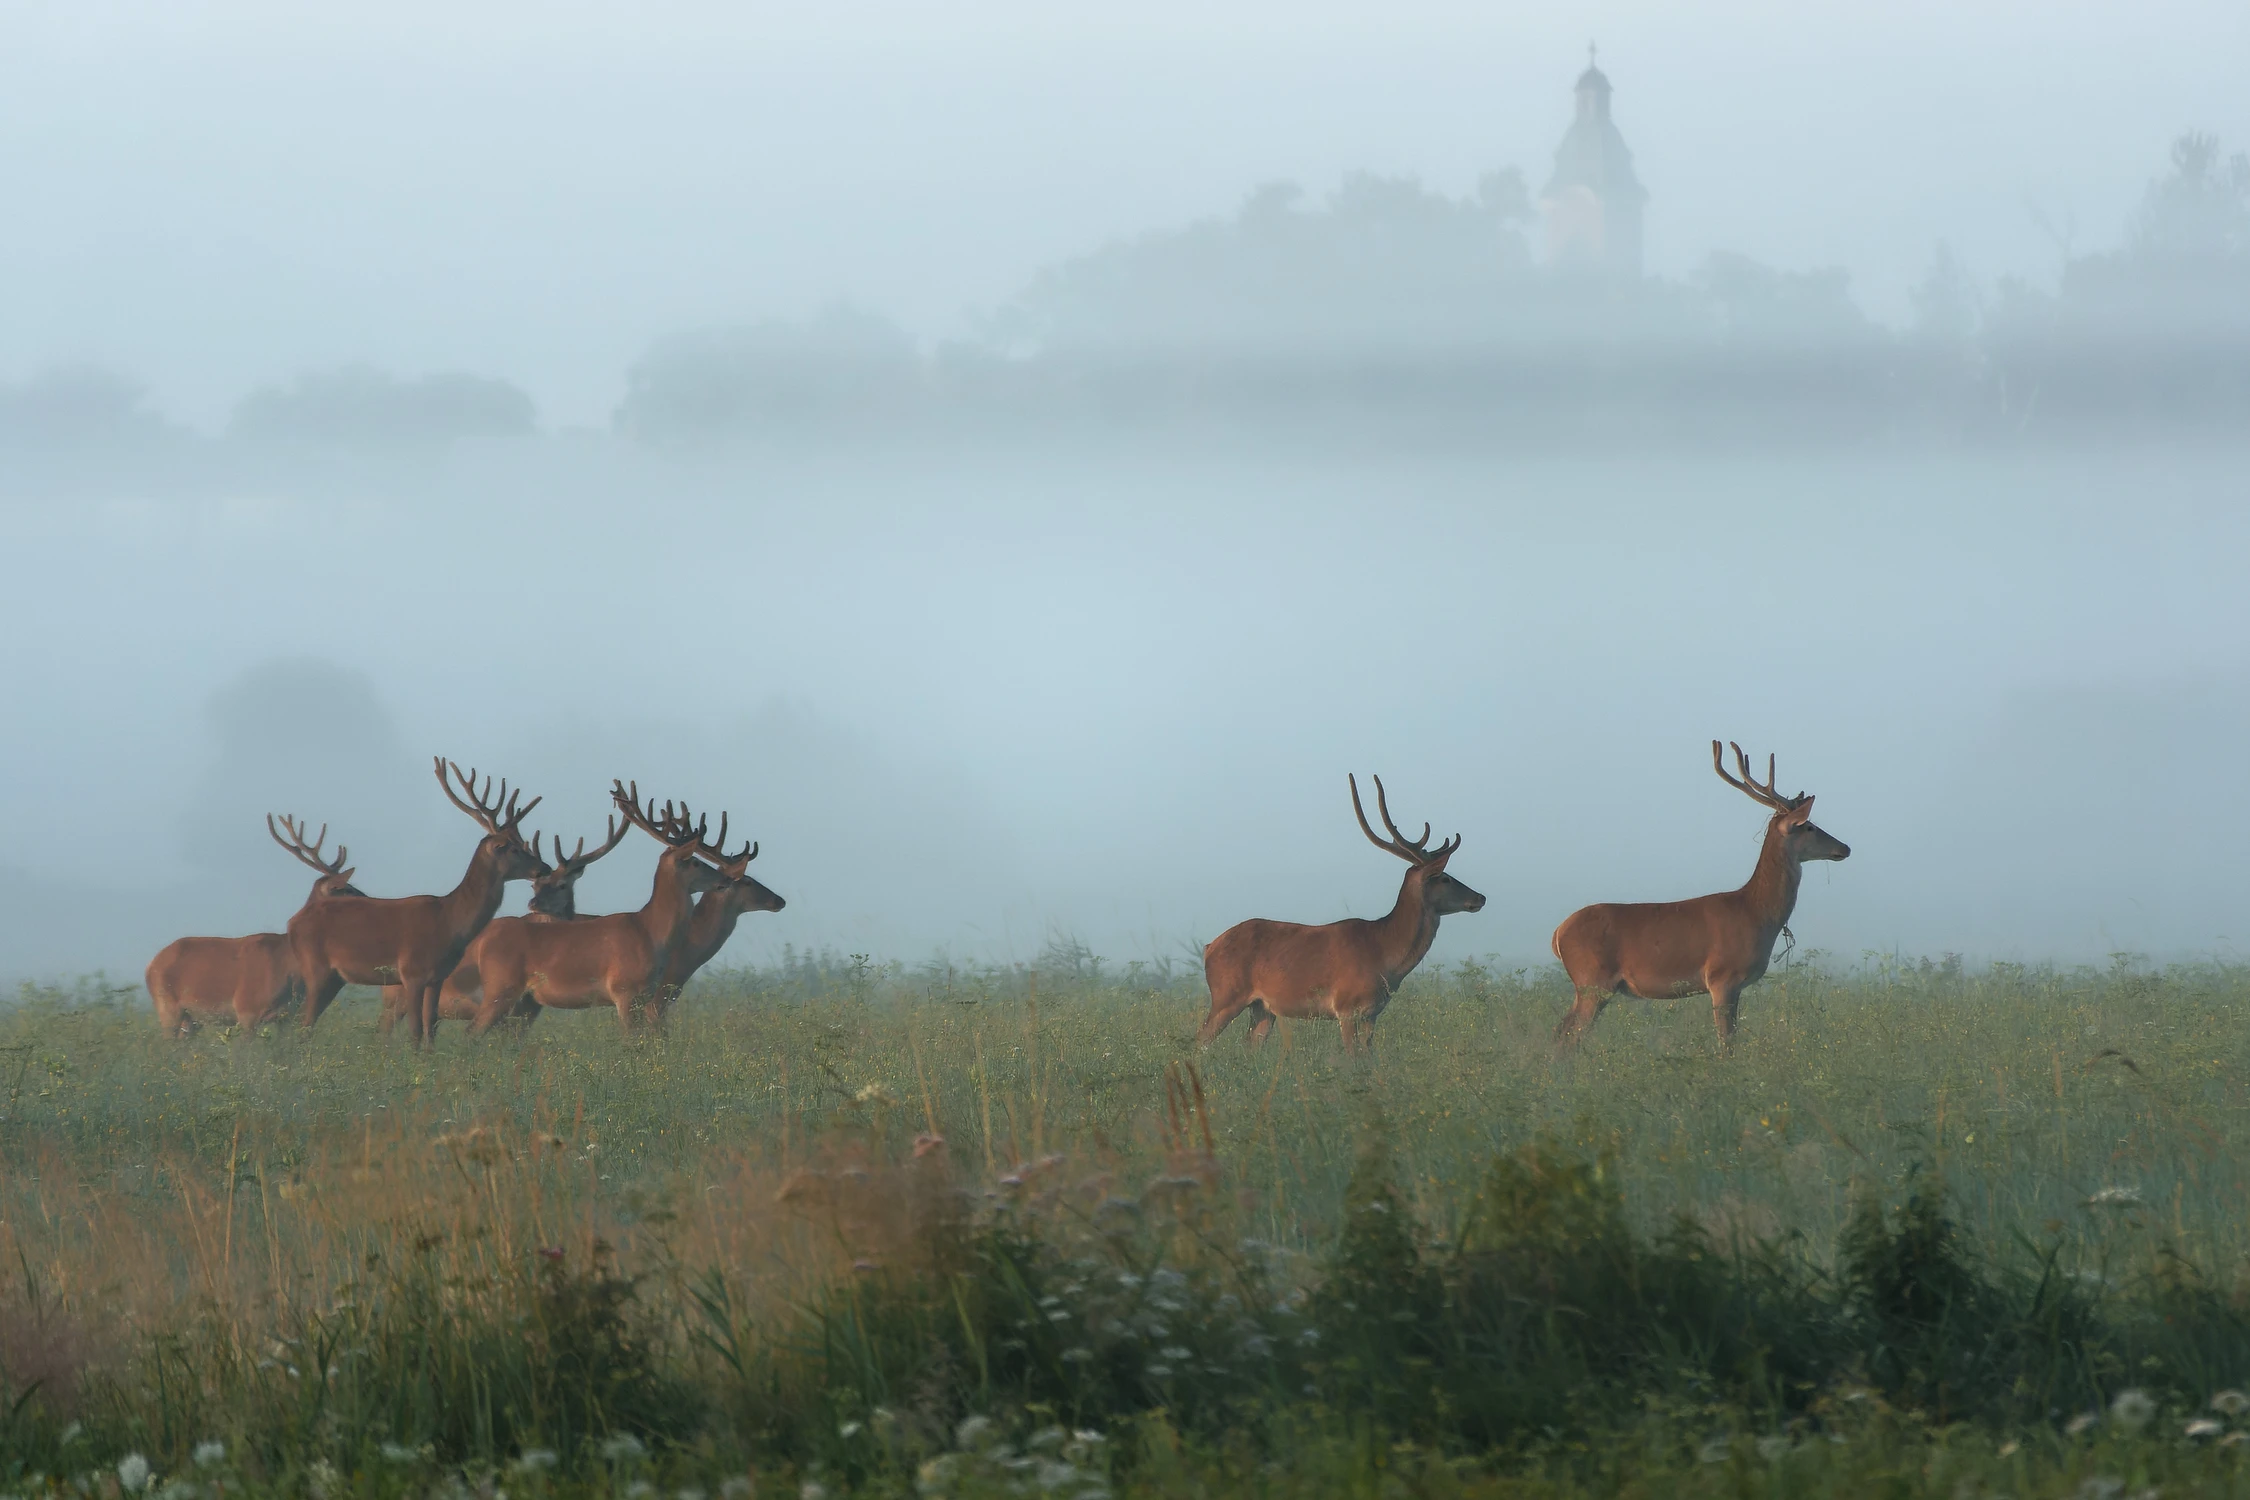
[[1541, 47, 1646, 275]]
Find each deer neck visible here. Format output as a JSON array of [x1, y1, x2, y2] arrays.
[[1372, 869, 1442, 988], [1738, 822, 1804, 939], [683, 888, 743, 970], [636, 858, 700, 949], [438, 845, 512, 941]]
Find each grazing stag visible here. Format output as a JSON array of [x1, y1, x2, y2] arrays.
[[650, 797, 786, 1014], [1198, 775, 1486, 1052], [1551, 741, 1851, 1049], [460, 781, 731, 1036], [145, 817, 364, 1036], [377, 813, 631, 1034], [287, 759, 543, 1045]]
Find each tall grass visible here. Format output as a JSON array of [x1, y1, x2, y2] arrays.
[[1, 949, 2246, 1494]]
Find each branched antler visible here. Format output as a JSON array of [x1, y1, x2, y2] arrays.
[[1711, 740, 1810, 814], [434, 757, 540, 834], [1349, 774, 1460, 866], [267, 813, 350, 876]]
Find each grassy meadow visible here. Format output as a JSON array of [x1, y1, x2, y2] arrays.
[[2, 945, 2248, 1496]]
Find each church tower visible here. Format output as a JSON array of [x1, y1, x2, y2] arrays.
[[1540, 47, 1647, 275]]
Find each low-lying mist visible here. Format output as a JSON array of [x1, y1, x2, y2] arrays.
[[3, 436, 2243, 985]]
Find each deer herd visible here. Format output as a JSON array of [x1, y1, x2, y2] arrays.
[[148, 741, 1847, 1054], [146, 760, 783, 1046]]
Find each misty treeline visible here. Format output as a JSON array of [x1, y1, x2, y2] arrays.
[[5, 132, 2246, 463]]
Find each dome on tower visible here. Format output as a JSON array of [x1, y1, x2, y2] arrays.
[[1541, 47, 1646, 275]]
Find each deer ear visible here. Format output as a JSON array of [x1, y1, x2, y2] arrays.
[[1424, 845, 1454, 873], [1787, 797, 1815, 822]]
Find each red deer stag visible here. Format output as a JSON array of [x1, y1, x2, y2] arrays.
[[145, 816, 364, 1036], [648, 797, 785, 1014], [376, 812, 631, 1034], [287, 759, 543, 1045], [1551, 741, 1850, 1049], [1198, 775, 1486, 1052], [459, 781, 730, 1036]]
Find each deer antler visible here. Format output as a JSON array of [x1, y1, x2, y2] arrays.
[[435, 757, 540, 833], [550, 813, 630, 875], [267, 813, 350, 876], [1349, 774, 1460, 866], [658, 795, 758, 869], [613, 783, 758, 869], [1711, 740, 1809, 814]]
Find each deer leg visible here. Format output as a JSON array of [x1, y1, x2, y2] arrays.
[[1711, 982, 1745, 1050], [1196, 991, 1255, 1045], [1336, 1011, 1361, 1053], [302, 971, 347, 1029], [1553, 985, 1611, 1046]]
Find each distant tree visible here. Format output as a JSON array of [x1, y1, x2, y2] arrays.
[[2129, 131, 2250, 262], [230, 365, 537, 448], [0, 365, 173, 448], [1909, 242, 1981, 348], [989, 171, 1539, 356], [1987, 131, 2250, 430], [1691, 252, 1874, 351], [614, 305, 922, 440]]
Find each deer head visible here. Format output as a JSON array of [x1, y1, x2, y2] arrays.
[[1712, 741, 1851, 863], [650, 794, 787, 914], [266, 813, 365, 899], [610, 781, 734, 900], [435, 759, 545, 881], [524, 813, 630, 918], [1350, 774, 1487, 915]]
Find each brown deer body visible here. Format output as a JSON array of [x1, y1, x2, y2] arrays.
[[147, 818, 363, 1036], [1552, 742, 1850, 1048], [1198, 775, 1485, 1052], [377, 814, 628, 1035], [461, 783, 734, 1036], [287, 760, 542, 1045]]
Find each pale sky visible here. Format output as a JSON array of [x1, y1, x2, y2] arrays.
[[4, 0, 2245, 426]]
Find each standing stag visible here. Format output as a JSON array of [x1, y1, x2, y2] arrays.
[[650, 796, 785, 1014], [145, 816, 364, 1036], [459, 781, 733, 1036], [376, 812, 631, 1034], [1551, 741, 1850, 1049], [1198, 775, 1486, 1052], [286, 759, 543, 1045]]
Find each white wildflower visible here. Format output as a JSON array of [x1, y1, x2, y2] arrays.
[[837, 1421, 863, 1439], [191, 1444, 225, 1469], [116, 1457, 152, 1494], [2186, 1418, 2224, 1439], [625, 1483, 655, 1500], [1696, 1437, 1729, 1464], [2110, 1388, 2157, 1432], [2212, 1390, 2249, 1416], [2066, 1412, 2100, 1435], [1060, 1346, 1094, 1363], [955, 1415, 997, 1450], [799, 1484, 828, 1500], [601, 1435, 649, 1463], [513, 1450, 559, 1472], [1755, 1434, 1791, 1461], [720, 1479, 755, 1500], [379, 1442, 420, 1464], [2087, 1186, 2143, 1208]]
